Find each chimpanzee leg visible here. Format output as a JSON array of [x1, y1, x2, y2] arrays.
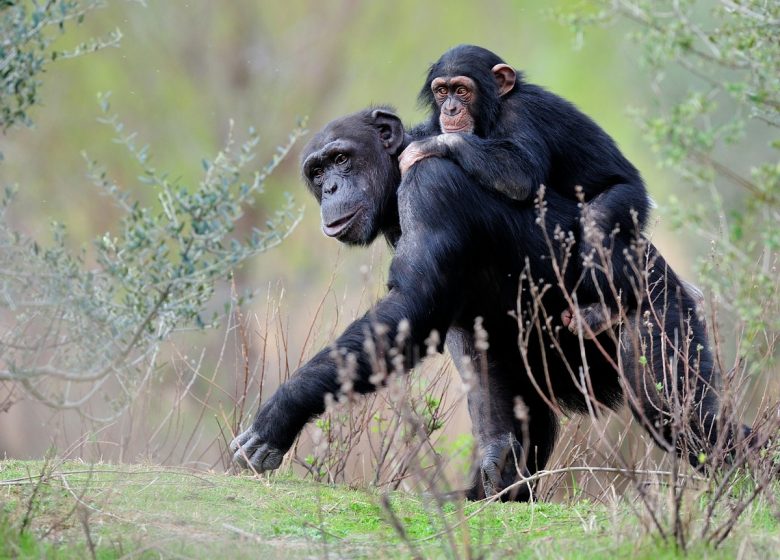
[[504, 397, 558, 501], [447, 329, 558, 501], [618, 266, 723, 467], [447, 329, 517, 499], [581, 183, 650, 250], [563, 272, 706, 341]]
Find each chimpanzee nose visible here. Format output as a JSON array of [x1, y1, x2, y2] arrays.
[[324, 181, 338, 195], [443, 100, 460, 116]]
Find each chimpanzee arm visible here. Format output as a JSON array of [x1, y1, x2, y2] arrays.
[[230, 175, 467, 471], [401, 132, 549, 202], [235, 289, 450, 455]]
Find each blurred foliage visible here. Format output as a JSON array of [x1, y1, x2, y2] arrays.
[[0, 2, 302, 417], [0, 0, 121, 137], [561, 0, 779, 366]]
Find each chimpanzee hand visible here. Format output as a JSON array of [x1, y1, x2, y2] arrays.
[[561, 304, 617, 340], [230, 397, 295, 473], [230, 427, 285, 473], [399, 134, 463, 176], [399, 140, 436, 176]]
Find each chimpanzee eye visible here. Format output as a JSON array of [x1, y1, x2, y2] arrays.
[[456, 86, 468, 96], [334, 153, 348, 165], [312, 167, 323, 182], [435, 86, 448, 96]]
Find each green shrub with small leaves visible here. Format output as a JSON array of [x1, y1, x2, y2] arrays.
[[0, 3, 302, 418], [0, 0, 122, 137], [0, 99, 302, 418]]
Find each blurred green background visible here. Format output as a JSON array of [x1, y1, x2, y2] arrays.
[[0, 0, 701, 459], [0, 0, 682, 276]]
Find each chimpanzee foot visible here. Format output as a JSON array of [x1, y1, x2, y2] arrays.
[[561, 303, 617, 340], [480, 434, 531, 501], [230, 428, 284, 473]]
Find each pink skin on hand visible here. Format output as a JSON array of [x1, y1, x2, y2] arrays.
[[399, 141, 433, 176], [562, 308, 594, 338], [399, 134, 463, 176], [561, 307, 613, 340], [561, 308, 594, 339]]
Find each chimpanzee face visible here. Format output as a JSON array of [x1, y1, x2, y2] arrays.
[[301, 109, 404, 246], [431, 75, 478, 134]]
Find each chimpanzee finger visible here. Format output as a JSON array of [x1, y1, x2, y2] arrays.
[[481, 461, 502, 497], [246, 443, 283, 472], [231, 432, 261, 469], [561, 308, 573, 327]]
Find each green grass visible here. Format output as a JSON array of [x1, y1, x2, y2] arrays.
[[1, 460, 777, 559]]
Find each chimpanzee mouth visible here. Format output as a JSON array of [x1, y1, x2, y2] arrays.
[[441, 123, 473, 134], [322, 209, 361, 238]]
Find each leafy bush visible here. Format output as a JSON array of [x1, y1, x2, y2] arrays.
[[0, 1, 302, 418], [0, 0, 121, 135]]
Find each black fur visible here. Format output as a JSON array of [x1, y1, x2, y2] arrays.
[[410, 45, 651, 312], [231, 109, 727, 501]]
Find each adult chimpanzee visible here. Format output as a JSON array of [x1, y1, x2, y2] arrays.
[[400, 45, 651, 336], [231, 108, 725, 500]]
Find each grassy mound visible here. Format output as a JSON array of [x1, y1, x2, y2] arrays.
[[1, 460, 777, 559]]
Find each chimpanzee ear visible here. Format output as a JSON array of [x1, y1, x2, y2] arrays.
[[492, 63, 516, 97], [371, 109, 405, 155]]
